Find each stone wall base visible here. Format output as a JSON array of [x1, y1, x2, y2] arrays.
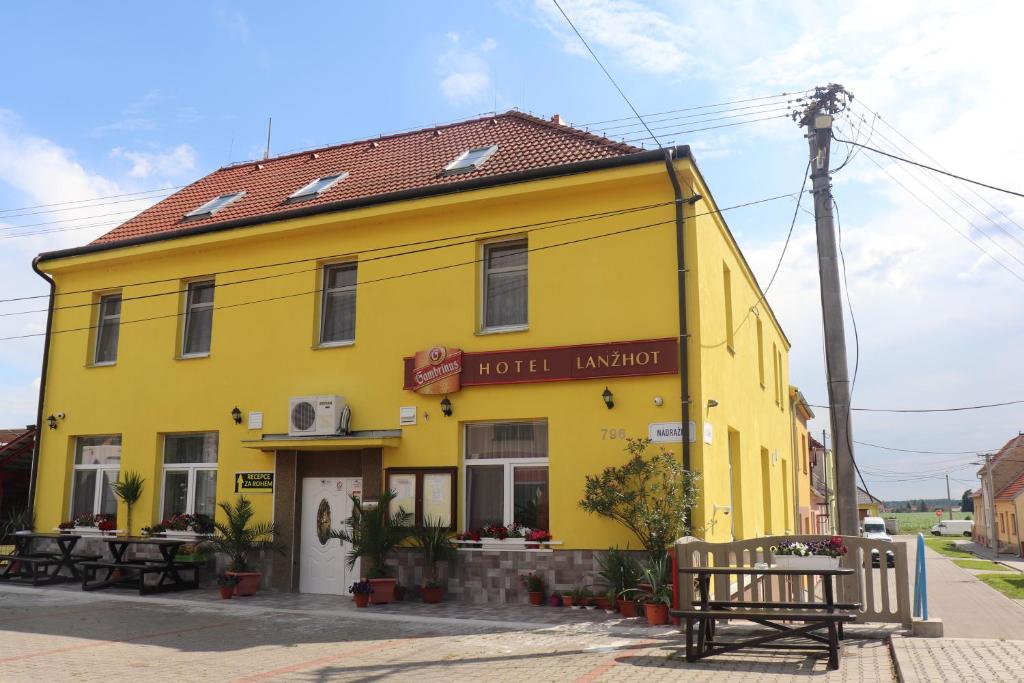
[[388, 547, 648, 604]]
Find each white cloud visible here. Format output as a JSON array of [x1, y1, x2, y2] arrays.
[[437, 33, 496, 105], [533, 0, 690, 75], [110, 143, 196, 179]]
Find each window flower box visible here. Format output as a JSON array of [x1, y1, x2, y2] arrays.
[[771, 554, 840, 570]]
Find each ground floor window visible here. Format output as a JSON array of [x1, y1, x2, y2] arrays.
[[161, 432, 218, 520], [70, 435, 121, 519], [464, 421, 549, 531]]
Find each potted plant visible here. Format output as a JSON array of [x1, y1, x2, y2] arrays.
[[96, 515, 117, 535], [331, 490, 411, 604], [571, 586, 589, 609], [349, 580, 373, 608], [111, 469, 145, 537], [456, 530, 481, 548], [411, 517, 456, 604], [604, 588, 618, 613], [141, 523, 167, 537], [598, 548, 642, 616], [623, 556, 672, 626], [57, 521, 76, 533], [548, 592, 562, 607], [526, 529, 552, 550], [216, 574, 239, 599], [200, 496, 283, 596], [521, 572, 545, 605], [771, 537, 847, 569], [561, 591, 575, 607]]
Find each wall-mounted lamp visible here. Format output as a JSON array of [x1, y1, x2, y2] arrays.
[[602, 387, 614, 410], [707, 399, 719, 409], [231, 406, 243, 425], [440, 396, 453, 417], [46, 414, 58, 430]]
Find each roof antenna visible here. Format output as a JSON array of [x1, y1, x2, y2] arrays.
[[264, 117, 272, 160]]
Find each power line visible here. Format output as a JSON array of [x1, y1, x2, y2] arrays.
[[1, 192, 796, 341], [550, 0, 662, 148], [621, 114, 791, 145], [833, 136, 1024, 199], [854, 440, 1000, 455], [1, 201, 676, 316], [578, 91, 805, 128], [810, 399, 1024, 413], [0, 189, 177, 220], [0, 186, 185, 216], [594, 102, 794, 136]]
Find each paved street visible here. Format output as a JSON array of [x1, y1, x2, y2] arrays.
[[0, 584, 895, 682]]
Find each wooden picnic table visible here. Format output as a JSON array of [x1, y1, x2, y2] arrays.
[[673, 566, 858, 670], [0, 532, 100, 585], [80, 536, 200, 595]]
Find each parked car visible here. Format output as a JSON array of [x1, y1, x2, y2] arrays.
[[930, 520, 974, 537], [862, 516, 896, 568]]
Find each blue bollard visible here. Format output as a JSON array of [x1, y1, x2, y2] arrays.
[[912, 532, 928, 620]]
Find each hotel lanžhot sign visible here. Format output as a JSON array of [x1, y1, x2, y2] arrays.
[[404, 338, 677, 393]]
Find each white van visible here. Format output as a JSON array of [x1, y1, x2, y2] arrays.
[[930, 520, 974, 537], [862, 516, 895, 567]]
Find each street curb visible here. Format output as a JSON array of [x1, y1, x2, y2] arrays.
[[0, 582, 674, 638], [888, 635, 907, 683]]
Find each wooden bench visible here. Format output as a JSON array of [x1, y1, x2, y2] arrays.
[[0, 554, 58, 585], [80, 560, 200, 595], [677, 566, 858, 671]]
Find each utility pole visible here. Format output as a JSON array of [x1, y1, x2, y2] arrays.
[[798, 84, 859, 536], [983, 453, 997, 558], [945, 474, 953, 521]]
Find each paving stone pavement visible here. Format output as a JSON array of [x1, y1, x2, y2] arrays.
[[891, 636, 1024, 683], [0, 583, 898, 682]]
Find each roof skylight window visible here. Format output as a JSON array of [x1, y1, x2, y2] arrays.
[[288, 173, 349, 202], [442, 145, 498, 175], [184, 191, 245, 219]]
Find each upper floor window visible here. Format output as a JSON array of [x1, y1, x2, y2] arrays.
[[70, 435, 121, 519], [756, 318, 765, 388], [443, 145, 498, 175], [482, 239, 528, 331], [182, 280, 214, 357], [161, 432, 218, 521], [289, 173, 348, 202], [184, 191, 245, 219], [320, 262, 357, 345], [94, 293, 121, 365]]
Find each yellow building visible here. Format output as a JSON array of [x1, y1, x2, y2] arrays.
[[30, 112, 794, 598], [994, 472, 1024, 555], [857, 487, 883, 521], [790, 387, 814, 535]]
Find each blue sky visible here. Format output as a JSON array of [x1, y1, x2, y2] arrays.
[[2, 2, 1022, 501]]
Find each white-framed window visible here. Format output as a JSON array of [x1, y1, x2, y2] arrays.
[[481, 239, 528, 331], [182, 280, 215, 356], [70, 435, 121, 519], [319, 262, 357, 345], [161, 432, 218, 521], [463, 421, 549, 531], [184, 191, 245, 219], [443, 145, 498, 175], [93, 293, 121, 365], [289, 173, 348, 202]]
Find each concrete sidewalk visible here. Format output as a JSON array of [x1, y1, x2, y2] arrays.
[[956, 539, 1024, 571], [892, 636, 1024, 683], [901, 535, 1024, 639]]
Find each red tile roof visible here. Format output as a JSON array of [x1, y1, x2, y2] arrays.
[[997, 470, 1024, 501], [93, 111, 642, 246]]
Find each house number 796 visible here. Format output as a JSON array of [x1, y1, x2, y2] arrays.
[[601, 428, 627, 440]]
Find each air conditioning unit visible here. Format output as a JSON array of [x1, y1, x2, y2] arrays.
[[288, 395, 350, 436]]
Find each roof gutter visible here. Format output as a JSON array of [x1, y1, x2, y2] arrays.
[[38, 146, 690, 264], [28, 256, 55, 521]]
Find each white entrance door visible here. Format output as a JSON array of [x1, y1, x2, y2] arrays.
[[300, 477, 361, 594]]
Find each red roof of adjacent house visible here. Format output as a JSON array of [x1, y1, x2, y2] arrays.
[[996, 471, 1024, 501], [92, 111, 642, 246]]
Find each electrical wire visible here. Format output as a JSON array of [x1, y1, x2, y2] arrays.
[[621, 114, 791, 145], [0, 186, 185, 215], [853, 440, 1002, 455], [0, 191, 797, 341], [578, 91, 806, 128], [809, 399, 1024, 413], [550, 0, 662, 148]]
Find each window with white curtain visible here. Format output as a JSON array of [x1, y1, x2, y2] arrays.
[[464, 421, 548, 531], [182, 280, 215, 356], [70, 436, 121, 519], [93, 293, 121, 365], [161, 433, 218, 520], [319, 262, 357, 345], [482, 239, 527, 330]]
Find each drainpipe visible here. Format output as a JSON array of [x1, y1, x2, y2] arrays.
[[789, 394, 800, 535], [28, 256, 56, 521], [663, 150, 700, 519]]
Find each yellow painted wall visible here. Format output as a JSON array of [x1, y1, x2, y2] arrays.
[[995, 499, 1020, 551], [34, 157, 792, 550]]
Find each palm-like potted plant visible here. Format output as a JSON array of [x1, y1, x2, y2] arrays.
[[598, 548, 642, 616], [111, 469, 144, 536], [411, 517, 456, 603], [331, 490, 411, 604], [200, 496, 282, 596], [623, 555, 672, 626]]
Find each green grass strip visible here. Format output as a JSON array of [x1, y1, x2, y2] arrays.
[[925, 538, 975, 558], [977, 573, 1024, 599], [954, 559, 1009, 571]]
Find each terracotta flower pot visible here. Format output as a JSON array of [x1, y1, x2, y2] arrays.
[[218, 585, 234, 600], [354, 593, 370, 608], [227, 571, 262, 596], [644, 602, 669, 626], [561, 595, 574, 607], [528, 591, 545, 606], [369, 578, 397, 604], [393, 585, 407, 601], [617, 599, 638, 618], [422, 586, 444, 603], [594, 596, 610, 611], [548, 593, 562, 607]]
